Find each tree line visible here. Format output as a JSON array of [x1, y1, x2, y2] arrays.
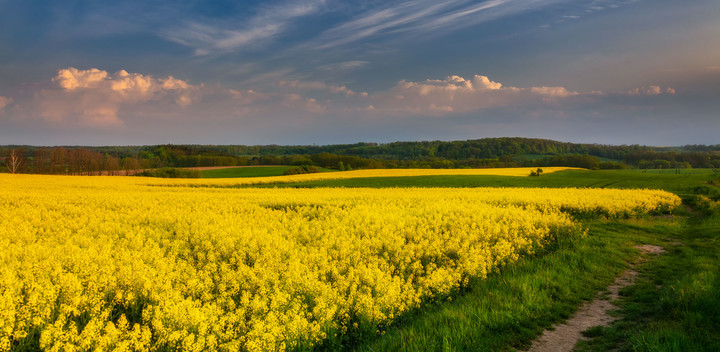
[[3, 138, 719, 175], [1, 147, 142, 175]]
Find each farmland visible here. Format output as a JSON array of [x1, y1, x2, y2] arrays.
[[3, 0, 719, 349], [199, 166, 337, 179], [0, 169, 697, 351]]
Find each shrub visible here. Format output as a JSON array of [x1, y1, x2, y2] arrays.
[[284, 165, 320, 175]]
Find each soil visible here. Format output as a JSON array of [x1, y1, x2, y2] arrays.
[[525, 244, 665, 352]]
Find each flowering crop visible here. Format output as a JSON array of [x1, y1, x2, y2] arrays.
[[0, 174, 679, 351]]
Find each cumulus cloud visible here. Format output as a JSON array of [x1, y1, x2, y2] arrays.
[[279, 80, 366, 96], [361, 74, 581, 115], [283, 93, 326, 113], [0, 96, 11, 112], [17, 68, 687, 135], [627, 85, 676, 96], [229, 89, 266, 105], [54, 67, 108, 90], [38, 67, 201, 126]]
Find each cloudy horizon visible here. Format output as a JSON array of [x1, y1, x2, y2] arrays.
[[1, 0, 718, 146]]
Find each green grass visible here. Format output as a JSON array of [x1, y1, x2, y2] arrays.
[[200, 166, 335, 178], [328, 219, 683, 352], [251, 169, 717, 198], [289, 168, 718, 351], [575, 214, 720, 352], [10, 168, 717, 351], [625, 168, 719, 175]]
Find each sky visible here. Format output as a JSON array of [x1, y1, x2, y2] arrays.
[[0, 0, 718, 147]]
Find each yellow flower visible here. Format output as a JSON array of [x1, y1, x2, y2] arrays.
[[0, 174, 679, 351]]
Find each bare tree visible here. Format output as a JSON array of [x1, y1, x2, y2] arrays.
[[34, 148, 51, 174], [5, 148, 26, 174], [50, 147, 68, 174], [103, 154, 121, 175]]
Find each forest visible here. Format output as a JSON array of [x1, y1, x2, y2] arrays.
[[2, 137, 719, 175]]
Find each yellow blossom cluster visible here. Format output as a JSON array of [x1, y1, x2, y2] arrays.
[[0, 174, 679, 351]]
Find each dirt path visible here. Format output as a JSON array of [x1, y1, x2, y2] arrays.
[[526, 244, 665, 352]]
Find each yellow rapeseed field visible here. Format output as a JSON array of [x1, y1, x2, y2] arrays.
[[0, 173, 680, 351]]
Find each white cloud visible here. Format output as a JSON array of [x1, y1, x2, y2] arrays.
[[38, 67, 201, 126], [0, 96, 11, 112], [627, 85, 676, 96], [318, 60, 369, 72], [161, 0, 326, 55], [229, 89, 266, 105], [310, 0, 570, 49], [283, 93, 326, 113], [529, 86, 577, 97], [19, 67, 686, 134], [279, 80, 364, 96], [360, 74, 580, 115], [54, 67, 108, 90]]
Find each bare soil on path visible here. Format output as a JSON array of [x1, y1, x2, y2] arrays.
[[525, 244, 665, 352]]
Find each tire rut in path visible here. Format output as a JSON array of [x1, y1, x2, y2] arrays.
[[525, 244, 665, 352]]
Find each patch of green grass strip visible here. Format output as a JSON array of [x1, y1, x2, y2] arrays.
[[310, 218, 683, 351], [248, 169, 716, 198], [576, 214, 720, 352]]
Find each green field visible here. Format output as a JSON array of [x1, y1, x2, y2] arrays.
[[258, 168, 719, 351], [249, 169, 717, 197], [7, 167, 718, 351], [200, 165, 336, 178]]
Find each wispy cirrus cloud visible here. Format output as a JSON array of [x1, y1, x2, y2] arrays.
[[317, 60, 369, 72], [309, 0, 571, 49], [160, 0, 327, 55]]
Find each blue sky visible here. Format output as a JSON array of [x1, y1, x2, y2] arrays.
[[0, 0, 718, 146]]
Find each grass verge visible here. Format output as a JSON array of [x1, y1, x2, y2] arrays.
[[248, 169, 716, 198], [311, 218, 683, 351], [575, 212, 720, 352]]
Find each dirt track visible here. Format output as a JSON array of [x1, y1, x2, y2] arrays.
[[526, 244, 665, 352]]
